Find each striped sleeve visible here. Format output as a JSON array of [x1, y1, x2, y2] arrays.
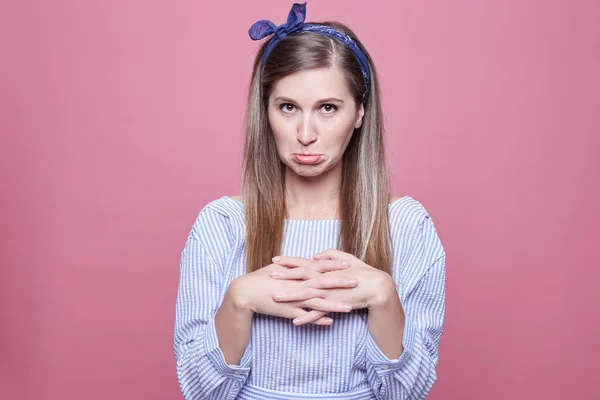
[[174, 207, 252, 400], [365, 211, 446, 400]]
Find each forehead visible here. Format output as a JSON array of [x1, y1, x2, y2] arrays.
[[270, 67, 352, 100]]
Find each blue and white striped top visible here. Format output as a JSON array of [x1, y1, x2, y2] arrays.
[[174, 195, 446, 399]]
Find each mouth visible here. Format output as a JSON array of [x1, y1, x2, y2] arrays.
[[293, 154, 323, 165]]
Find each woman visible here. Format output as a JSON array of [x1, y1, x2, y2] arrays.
[[174, 3, 446, 399]]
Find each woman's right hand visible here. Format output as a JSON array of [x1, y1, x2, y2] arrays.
[[228, 258, 357, 326]]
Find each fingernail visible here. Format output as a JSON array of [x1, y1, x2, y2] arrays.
[[270, 272, 281, 277], [341, 261, 350, 266], [273, 294, 283, 300], [343, 304, 352, 311], [348, 279, 358, 285], [272, 256, 280, 262], [293, 318, 301, 325]]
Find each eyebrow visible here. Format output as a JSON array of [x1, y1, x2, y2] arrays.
[[274, 96, 345, 104]]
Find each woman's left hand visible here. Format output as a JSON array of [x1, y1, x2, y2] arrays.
[[270, 249, 396, 325]]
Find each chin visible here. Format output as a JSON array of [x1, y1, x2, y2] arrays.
[[287, 159, 334, 178], [293, 168, 325, 178]]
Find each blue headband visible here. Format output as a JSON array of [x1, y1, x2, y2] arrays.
[[248, 2, 371, 102]]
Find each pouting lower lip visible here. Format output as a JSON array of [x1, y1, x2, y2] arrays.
[[294, 154, 323, 164]]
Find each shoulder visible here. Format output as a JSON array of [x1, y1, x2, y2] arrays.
[[202, 195, 244, 221], [388, 195, 445, 260], [185, 195, 245, 258], [388, 194, 404, 204], [388, 195, 433, 234], [388, 196, 445, 290]]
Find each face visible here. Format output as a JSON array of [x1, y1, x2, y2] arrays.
[[267, 67, 364, 178]]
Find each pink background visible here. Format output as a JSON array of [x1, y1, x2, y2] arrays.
[[1, 1, 598, 399]]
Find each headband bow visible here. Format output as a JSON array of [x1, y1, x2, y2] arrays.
[[248, 2, 306, 41], [248, 2, 371, 102]]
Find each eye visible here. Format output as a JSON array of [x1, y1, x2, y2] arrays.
[[279, 103, 296, 113], [278, 103, 339, 115], [320, 104, 338, 114]]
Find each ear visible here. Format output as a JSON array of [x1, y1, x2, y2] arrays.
[[354, 102, 365, 129]]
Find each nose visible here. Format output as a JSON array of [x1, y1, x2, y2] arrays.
[[296, 114, 317, 146]]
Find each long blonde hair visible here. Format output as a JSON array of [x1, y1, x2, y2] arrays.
[[242, 21, 393, 274]]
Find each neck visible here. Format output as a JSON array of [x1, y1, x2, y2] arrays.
[[284, 163, 342, 220]]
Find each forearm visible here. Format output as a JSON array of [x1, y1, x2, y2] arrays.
[[368, 275, 406, 360], [214, 278, 254, 365]]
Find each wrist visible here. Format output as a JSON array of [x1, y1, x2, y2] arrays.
[[369, 272, 398, 311], [226, 276, 255, 317]]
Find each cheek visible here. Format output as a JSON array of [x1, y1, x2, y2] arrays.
[[328, 123, 355, 151], [269, 118, 294, 151], [268, 108, 290, 135]]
